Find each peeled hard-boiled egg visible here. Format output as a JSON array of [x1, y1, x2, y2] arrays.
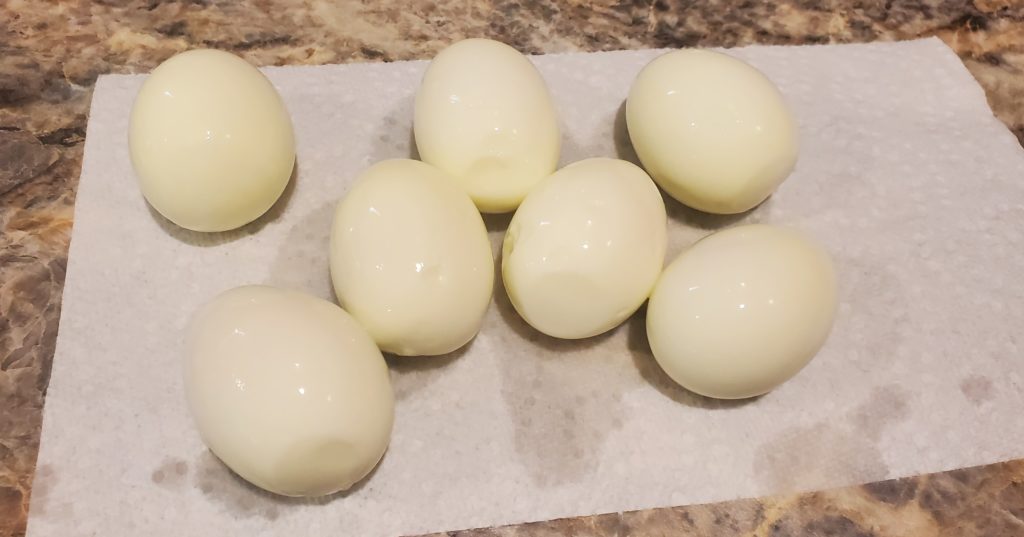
[[626, 49, 798, 215], [185, 285, 393, 497], [414, 38, 560, 213], [129, 49, 295, 232], [330, 159, 494, 356], [502, 158, 667, 339], [646, 224, 837, 399]]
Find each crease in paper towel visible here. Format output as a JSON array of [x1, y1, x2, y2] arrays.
[[28, 38, 1024, 536]]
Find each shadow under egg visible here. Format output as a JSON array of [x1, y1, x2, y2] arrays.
[[145, 159, 300, 246], [625, 304, 764, 410]]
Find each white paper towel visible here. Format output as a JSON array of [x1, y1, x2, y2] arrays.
[[27, 38, 1024, 536]]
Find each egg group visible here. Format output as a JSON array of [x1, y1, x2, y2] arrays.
[[646, 225, 837, 399], [627, 49, 798, 214], [163, 38, 838, 502], [129, 49, 295, 232], [184, 285, 394, 497]]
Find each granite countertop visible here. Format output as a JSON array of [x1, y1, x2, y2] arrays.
[[2, 1, 1023, 536]]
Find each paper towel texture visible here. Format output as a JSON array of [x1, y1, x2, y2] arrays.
[[28, 38, 1024, 536]]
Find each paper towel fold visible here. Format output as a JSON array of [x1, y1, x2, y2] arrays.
[[28, 38, 1024, 536]]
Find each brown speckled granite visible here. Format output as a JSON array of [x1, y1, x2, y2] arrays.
[[416, 459, 1024, 536], [1, 1, 1023, 536]]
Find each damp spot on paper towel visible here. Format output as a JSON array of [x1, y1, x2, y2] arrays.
[[151, 457, 189, 488], [31, 463, 55, 500], [849, 384, 911, 442], [146, 161, 298, 247], [267, 201, 334, 298], [28, 464, 71, 520], [193, 450, 346, 521], [194, 451, 282, 520], [755, 385, 909, 493], [370, 96, 418, 163], [491, 259, 628, 486], [754, 423, 888, 494], [959, 375, 994, 405], [838, 257, 908, 361]]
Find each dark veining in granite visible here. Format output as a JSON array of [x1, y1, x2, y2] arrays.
[[2, 1, 1024, 535], [418, 460, 1024, 536]]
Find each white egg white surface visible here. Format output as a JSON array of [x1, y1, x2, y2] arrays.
[[627, 49, 798, 215], [185, 285, 394, 497], [502, 158, 667, 339], [330, 159, 494, 356], [129, 49, 295, 232], [646, 224, 837, 399], [414, 38, 560, 213]]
